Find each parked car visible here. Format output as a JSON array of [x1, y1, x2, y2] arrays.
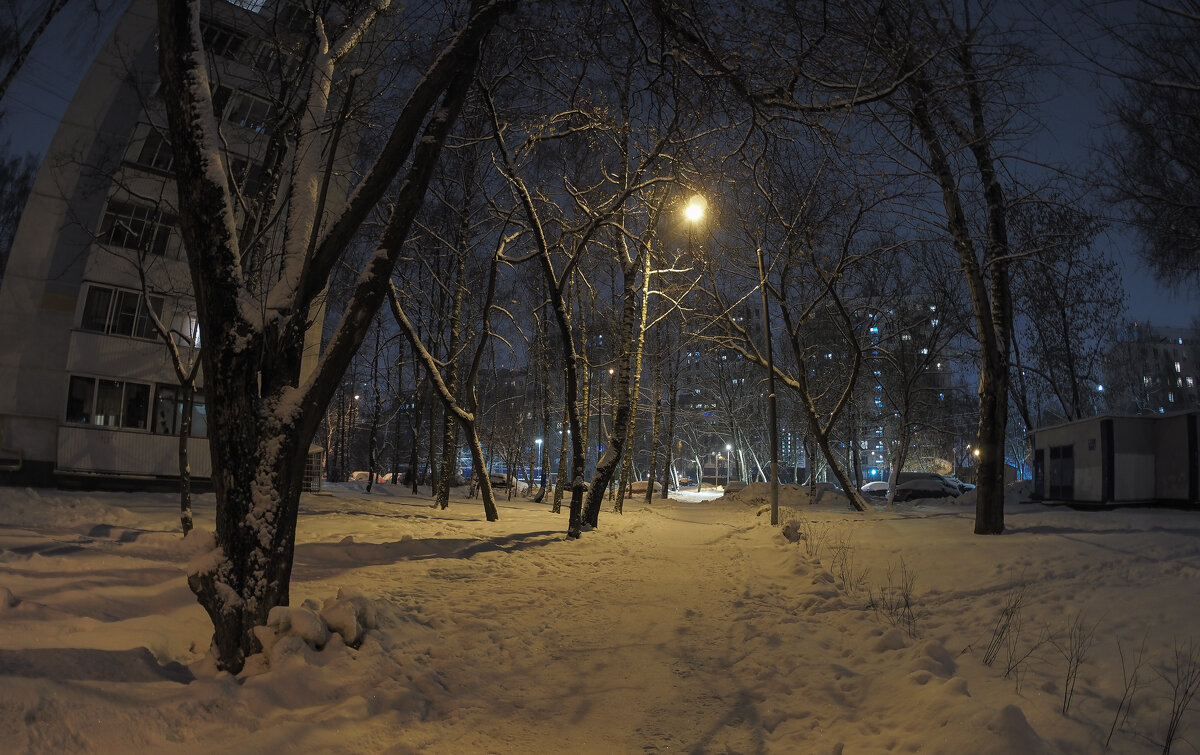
[[630, 480, 662, 494], [488, 472, 511, 488], [892, 477, 961, 502], [940, 474, 975, 494], [860, 481, 890, 498], [895, 471, 943, 485]]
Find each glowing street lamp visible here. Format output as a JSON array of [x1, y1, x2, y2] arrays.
[[683, 193, 707, 224]]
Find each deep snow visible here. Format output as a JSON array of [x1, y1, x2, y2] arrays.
[[1, 480, 1199, 753]]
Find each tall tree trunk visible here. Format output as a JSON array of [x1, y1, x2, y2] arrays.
[[615, 255, 651, 514], [366, 324, 382, 493], [391, 347, 404, 484], [437, 249, 467, 509], [178, 384, 195, 534], [658, 361, 677, 500], [644, 356, 662, 506], [583, 263, 639, 527]]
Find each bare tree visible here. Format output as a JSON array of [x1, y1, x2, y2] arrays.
[[1009, 198, 1125, 427], [1092, 1, 1200, 286], [157, 0, 513, 673]]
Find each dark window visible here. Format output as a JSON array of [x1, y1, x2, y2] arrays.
[[66, 376, 95, 423], [80, 286, 113, 332], [228, 156, 266, 197], [131, 126, 174, 171], [201, 22, 248, 59], [98, 201, 182, 258], [66, 376, 152, 430], [78, 284, 164, 341], [133, 295, 164, 339], [123, 382, 150, 430], [94, 379, 125, 427], [110, 290, 141, 336], [225, 92, 273, 131]]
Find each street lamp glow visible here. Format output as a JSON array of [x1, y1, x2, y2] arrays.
[[683, 194, 707, 223]]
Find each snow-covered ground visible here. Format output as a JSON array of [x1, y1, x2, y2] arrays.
[[2, 480, 1199, 753]]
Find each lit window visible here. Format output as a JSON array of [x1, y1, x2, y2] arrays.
[[920, 348, 929, 355], [1169, 392, 1175, 403], [930, 318, 939, 326], [901, 333, 911, 341], [1188, 377, 1195, 388]]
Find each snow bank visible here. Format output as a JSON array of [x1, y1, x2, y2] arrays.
[[1, 483, 1198, 752]]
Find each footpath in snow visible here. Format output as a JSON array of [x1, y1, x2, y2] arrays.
[[1, 481, 1199, 753]]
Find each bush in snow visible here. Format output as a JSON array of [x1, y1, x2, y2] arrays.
[[320, 588, 377, 648], [248, 589, 379, 666]]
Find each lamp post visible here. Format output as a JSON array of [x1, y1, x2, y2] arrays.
[[755, 247, 780, 524], [535, 437, 543, 490], [725, 443, 732, 487]]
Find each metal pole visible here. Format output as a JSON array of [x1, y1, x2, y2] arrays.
[[757, 247, 780, 526]]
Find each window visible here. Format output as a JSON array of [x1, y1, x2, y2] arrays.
[[79, 284, 164, 340], [212, 85, 275, 132], [170, 307, 201, 347], [1176, 361, 1183, 373], [228, 156, 266, 197], [152, 386, 208, 437], [98, 200, 182, 258], [1169, 392, 1175, 403], [65, 376, 150, 430], [127, 124, 173, 171], [225, 0, 267, 12], [201, 21, 248, 59], [1188, 377, 1195, 388]]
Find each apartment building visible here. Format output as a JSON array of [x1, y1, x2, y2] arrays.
[[1103, 322, 1200, 416], [0, 0, 336, 485]]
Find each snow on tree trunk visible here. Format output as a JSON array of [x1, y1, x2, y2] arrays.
[[158, 0, 513, 672]]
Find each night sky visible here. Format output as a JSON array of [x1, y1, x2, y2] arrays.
[[1, 0, 1193, 327]]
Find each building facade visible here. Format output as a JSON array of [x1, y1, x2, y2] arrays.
[[0, 0, 333, 486], [1103, 322, 1200, 416]]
